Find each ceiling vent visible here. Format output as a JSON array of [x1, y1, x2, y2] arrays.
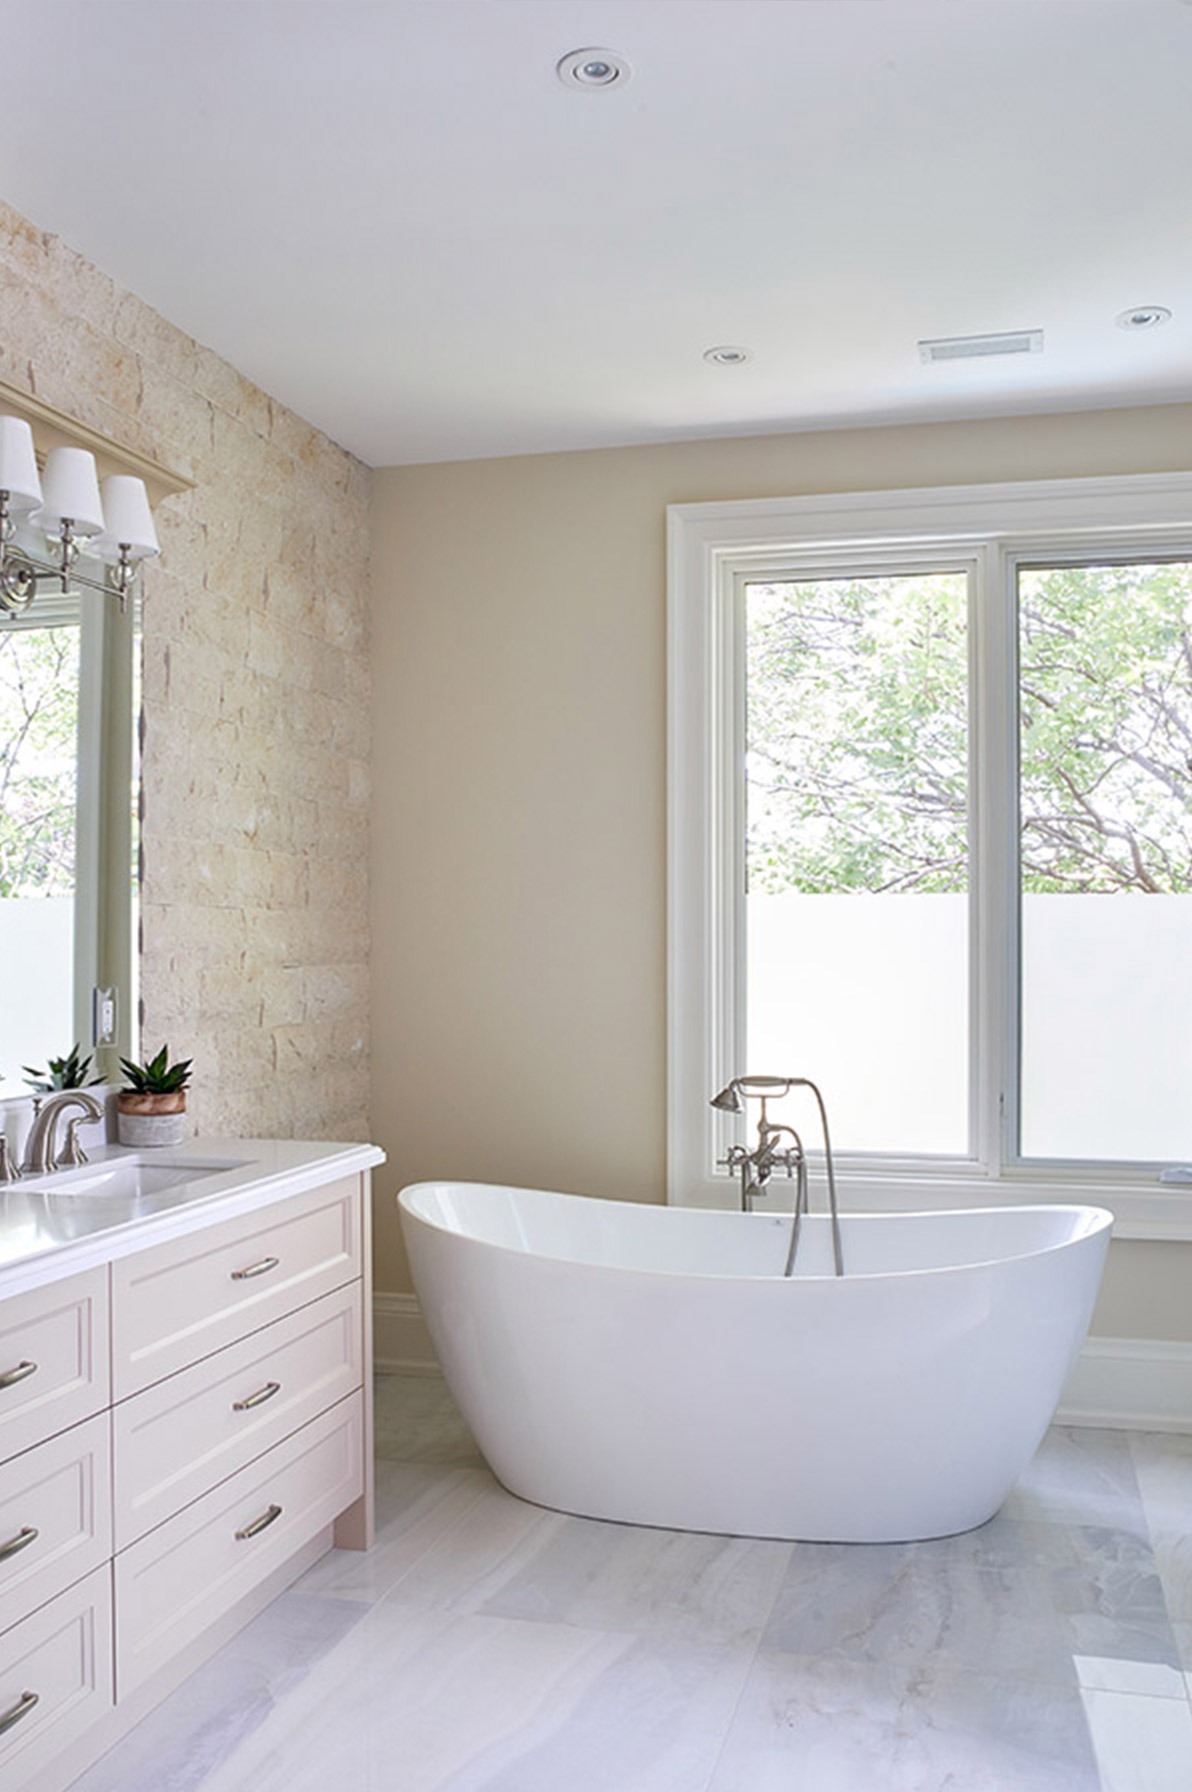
[[919, 329, 1043, 364]]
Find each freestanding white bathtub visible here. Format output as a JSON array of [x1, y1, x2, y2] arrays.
[[398, 1181, 1112, 1543]]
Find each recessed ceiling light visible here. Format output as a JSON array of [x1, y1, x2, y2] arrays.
[[703, 345, 752, 366], [1116, 306, 1172, 331], [556, 48, 631, 89]]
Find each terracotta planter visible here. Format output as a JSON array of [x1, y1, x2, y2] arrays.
[[116, 1090, 187, 1148]]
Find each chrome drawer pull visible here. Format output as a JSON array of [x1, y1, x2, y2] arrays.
[[0, 1360, 36, 1390], [230, 1256, 280, 1282], [235, 1502, 283, 1541], [0, 1690, 38, 1737], [0, 1526, 38, 1563], [232, 1380, 281, 1412]]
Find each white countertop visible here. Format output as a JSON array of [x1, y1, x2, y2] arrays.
[[0, 1139, 386, 1299]]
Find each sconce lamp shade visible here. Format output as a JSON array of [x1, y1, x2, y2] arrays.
[[0, 416, 43, 515], [0, 423, 164, 612], [97, 475, 160, 561], [36, 445, 105, 536]]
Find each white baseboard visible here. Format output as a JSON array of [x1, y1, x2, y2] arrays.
[[373, 1291, 440, 1375], [1056, 1336, 1192, 1432], [371, 1295, 1192, 1433]]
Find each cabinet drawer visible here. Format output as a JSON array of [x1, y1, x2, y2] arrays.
[[112, 1178, 361, 1398], [0, 1270, 109, 1467], [0, 1564, 113, 1792], [114, 1282, 363, 1550], [0, 1412, 111, 1636], [115, 1392, 362, 1698]]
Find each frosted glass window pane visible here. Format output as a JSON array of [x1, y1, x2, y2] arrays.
[[1019, 561, 1192, 1161], [745, 574, 969, 1155]]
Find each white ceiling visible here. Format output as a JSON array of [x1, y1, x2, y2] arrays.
[[1, 0, 1190, 467]]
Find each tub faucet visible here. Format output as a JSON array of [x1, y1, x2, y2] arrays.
[[710, 1076, 843, 1277], [22, 1090, 104, 1176], [721, 1113, 802, 1205]]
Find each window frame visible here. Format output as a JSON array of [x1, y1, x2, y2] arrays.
[[667, 472, 1192, 1241], [736, 552, 984, 1164]]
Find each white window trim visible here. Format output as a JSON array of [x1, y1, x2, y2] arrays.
[[667, 471, 1192, 1242]]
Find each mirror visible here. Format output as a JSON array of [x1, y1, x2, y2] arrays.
[[0, 551, 139, 1097], [0, 384, 188, 1110]]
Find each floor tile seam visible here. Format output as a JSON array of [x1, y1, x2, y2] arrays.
[[743, 1536, 796, 1656], [842, 1558, 1080, 1585], [288, 1582, 379, 1613], [1078, 1682, 1192, 1707], [367, 1518, 567, 1619], [365, 1501, 792, 1639], [698, 1623, 769, 1792], [970, 1513, 1159, 1548], [766, 1632, 1189, 1693], [488, 1604, 782, 1650], [1134, 1533, 1192, 1652], [370, 1476, 510, 1605], [375, 1449, 488, 1470], [1071, 1678, 1190, 1704], [372, 1457, 493, 1504], [1128, 1455, 1173, 1575], [750, 1642, 1089, 1693], [787, 1647, 1192, 1703], [741, 1644, 1103, 1699], [368, 1592, 782, 1656]]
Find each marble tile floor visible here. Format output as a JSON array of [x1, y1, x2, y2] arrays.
[[70, 1375, 1192, 1792]]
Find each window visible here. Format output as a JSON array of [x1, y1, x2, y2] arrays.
[[668, 475, 1192, 1216], [745, 567, 971, 1157], [1017, 558, 1192, 1164]]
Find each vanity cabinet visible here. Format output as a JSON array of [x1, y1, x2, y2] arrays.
[[0, 1413, 111, 1625], [111, 1178, 362, 1398], [0, 1568, 113, 1785], [0, 1269, 109, 1466], [0, 1153, 376, 1792], [115, 1394, 362, 1697], [0, 1271, 115, 1787], [113, 1279, 363, 1550]]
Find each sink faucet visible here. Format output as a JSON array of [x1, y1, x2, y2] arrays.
[[710, 1076, 844, 1277], [22, 1091, 105, 1176]]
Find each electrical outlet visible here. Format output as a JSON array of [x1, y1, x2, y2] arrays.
[[93, 987, 117, 1047]]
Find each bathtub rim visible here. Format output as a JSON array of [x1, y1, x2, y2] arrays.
[[397, 1179, 1114, 1285]]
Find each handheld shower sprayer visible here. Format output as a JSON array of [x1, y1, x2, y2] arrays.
[[710, 1076, 843, 1277]]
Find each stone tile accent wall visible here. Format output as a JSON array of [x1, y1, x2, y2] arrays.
[[0, 198, 371, 1140]]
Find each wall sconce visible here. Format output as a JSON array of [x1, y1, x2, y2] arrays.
[[0, 415, 160, 617]]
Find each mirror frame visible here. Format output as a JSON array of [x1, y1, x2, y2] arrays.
[[0, 382, 190, 1101]]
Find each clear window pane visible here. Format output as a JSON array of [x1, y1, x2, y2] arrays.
[[0, 624, 79, 1078], [1019, 560, 1192, 1162], [745, 572, 969, 1154]]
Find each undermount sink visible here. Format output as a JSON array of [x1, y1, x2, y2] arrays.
[[27, 1158, 249, 1200]]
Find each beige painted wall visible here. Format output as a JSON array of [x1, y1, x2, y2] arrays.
[[4, 181, 1182, 1339], [370, 405, 1192, 1337], [0, 199, 372, 1140]]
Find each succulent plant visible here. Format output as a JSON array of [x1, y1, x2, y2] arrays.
[[23, 1044, 102, 1094], [118, 1045, 193, 1096]]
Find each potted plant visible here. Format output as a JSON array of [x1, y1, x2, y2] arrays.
[[13, 1044, 106, 1159], [116, 1045, 193, 1147], [22, 1044, 103, 1093]]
